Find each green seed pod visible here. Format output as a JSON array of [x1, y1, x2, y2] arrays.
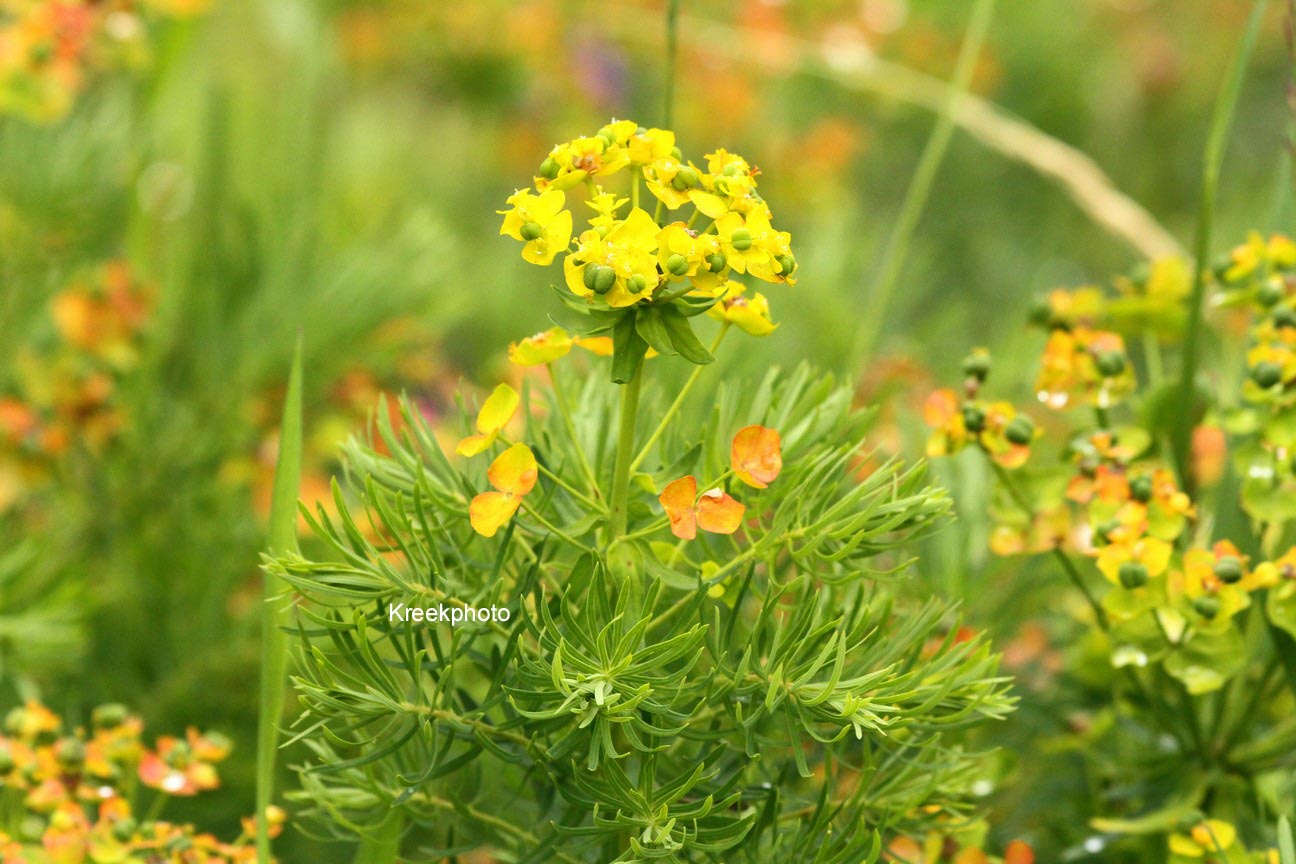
[[1005, 415, 1035, 446], [706, 252, 726, 273], [519, 221, 543, 242], [1095, 351, 1126, 377], [1118, 561, 1149, 589], [1274, 305, 1296, 330], [1252, 361, 1283, 389], [1192, 594, 1221, 620], [593, 266, 617, 295], [0, 747, 14, 774], [730, 228, 753, 252], [666, 254, 690, 277], [961, 405, 986, 434], [670, 167, 699, 191], [1258, 278, 1285, 307], [776, 254, 797, 276], [112, 818, 138, 843], [670, 146, 683, 160], [1128, 474, 1153, 503], [596, 130, 617, 148], [627, 273, 648, 294], [961, 352, 991, 382], [538, 157, 560, 180], [1212, 556, 1244, 585]]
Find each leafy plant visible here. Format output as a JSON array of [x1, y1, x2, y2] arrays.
[[269, 122, 1013, 863]]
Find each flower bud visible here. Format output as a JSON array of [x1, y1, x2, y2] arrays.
[[1274, 306, 1296, 330], [730, 228, 753, 252], [1192, 594, 1221, 619], [584, 264, 616, 295], [706, 252, 726, 273], [55, 737, 85, 766], [1212, 556, 1243, 584], [1005, 415, 1035, 445], [1118, 561, 1149, 589], [961, 405, 986, 434], [1095, 351, 1126, 377], [519, 221, 543, 242], [538, 157, 560, 180], [1129, 474, 1153, 503], [93, 703, 128, 730], [666, 254, 689, 277], [1252, 361, 1283, 389], [1258, 278, 1285, 307], [775, 254, 796, 276], [961, 351, 991, 382], [670, 167, 699, 191], [112, 818, 138, 843]]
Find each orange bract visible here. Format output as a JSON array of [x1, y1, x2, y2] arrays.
[[731, 424, 782, 488], [659, 475, 745, 540]]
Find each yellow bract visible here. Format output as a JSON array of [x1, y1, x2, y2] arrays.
[[509, 327, 573, 366], [456, 384, 519, 457], [710, 287, 776, 336], [469, 443, 538, 537]]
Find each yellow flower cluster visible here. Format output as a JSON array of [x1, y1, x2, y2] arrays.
[[0, 700, 280, 863], [499, 120, 795, 331]]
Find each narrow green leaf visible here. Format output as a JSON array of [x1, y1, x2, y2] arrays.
[[256, 335, 303, 864], [1279, 816, 1295, 864]]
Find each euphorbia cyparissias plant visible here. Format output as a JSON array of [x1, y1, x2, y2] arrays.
[[269, 121, 1013, 863]]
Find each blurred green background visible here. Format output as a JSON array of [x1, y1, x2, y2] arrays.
[[1, 0, 1292, 860]]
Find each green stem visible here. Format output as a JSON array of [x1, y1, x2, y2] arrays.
[[853, 0, 996, 363], [629, 324, 729, 474], [608, 368, 643, 541], [663, 0, 681, 127], [521, 501, 591, 551], [1172, 0, 1269, 494]]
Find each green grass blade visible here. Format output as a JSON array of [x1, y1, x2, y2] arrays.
[[256, 335, 304, 864], [852, 0, 997, 364], [1279, 816, 1295, 864], [1172, 0, 1269, 491]]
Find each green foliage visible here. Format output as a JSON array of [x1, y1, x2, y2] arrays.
[[271, 364, 1011, 862]]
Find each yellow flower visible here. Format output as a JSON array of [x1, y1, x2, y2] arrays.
[[456, 384, 519, 457], [1168, 820, 1236, 858], [709, 286, 776, 336], [629, 127, 676, 166], [1223, 231, 1296, 283], [656, 223, 707, 281], [1095, 536, 1172, 587], [715, 209, 795, 285], [508, 327, 573, 366], [469, 444, 538, 537], [498, 189, 572, 265], [689, 148, 762, 217], [564, 207, 660, 307], [923, 389, 967, 458], [536, 135, 630, 191], [1171, 542, 1251, 632]]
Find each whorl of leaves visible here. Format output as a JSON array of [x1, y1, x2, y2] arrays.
[[268, 365, 1014, 863]]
